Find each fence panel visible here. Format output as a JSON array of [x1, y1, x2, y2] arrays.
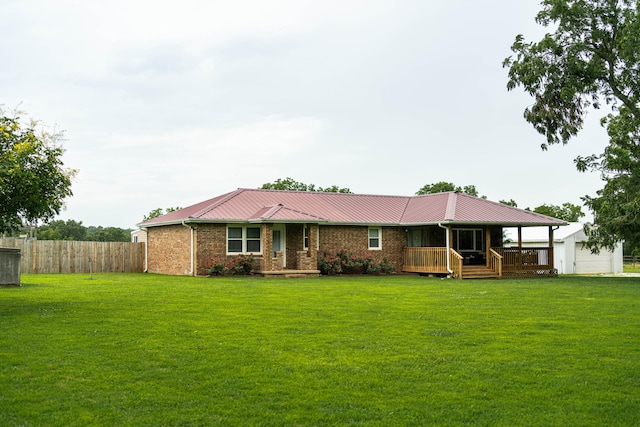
[[0, 239, 145, 273]]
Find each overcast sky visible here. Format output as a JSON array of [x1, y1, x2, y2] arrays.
[[2, 0, 609, 229]]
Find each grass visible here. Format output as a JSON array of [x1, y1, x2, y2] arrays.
[[1, 273, 639, 426], [624, 263, 640, 273]]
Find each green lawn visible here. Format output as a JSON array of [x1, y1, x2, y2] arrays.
[[1, 274, 639, 426], [624, 264, 640, 273]]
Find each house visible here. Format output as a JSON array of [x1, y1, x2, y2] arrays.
[[505, 223, 623, 275], [131, 229, 147, 243], [138, 188, 566, 279]]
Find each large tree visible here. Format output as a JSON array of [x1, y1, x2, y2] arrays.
[[260, 177, 352, 193], [0, 109, 76, 233], [504, 0, 640, 251]]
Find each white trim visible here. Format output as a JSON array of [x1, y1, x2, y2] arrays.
[[368, 226, 382, 250], [226, 224, 263, 255]]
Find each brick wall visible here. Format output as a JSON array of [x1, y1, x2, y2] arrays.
[[147, 225, 192, 275], [318, 225, 406, 271], [148, 223, 408, 275]]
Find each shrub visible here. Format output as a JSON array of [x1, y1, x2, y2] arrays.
[[205, 258, 229, 276], [229, 253, 255, 275], [318, 251, 395, 275], [205, 254, 255, 276], [318, 253, 342, 275]]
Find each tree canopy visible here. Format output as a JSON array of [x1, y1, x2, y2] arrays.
[[142, 207, 182, 222], [260, 177, 352, 193], [0, 108, 76, 233], [416, 182, 483, 197], [504, 0, 640, 251], [532, 203, 585, 222]]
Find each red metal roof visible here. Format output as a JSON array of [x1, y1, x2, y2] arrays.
[[139, 189, 566, 227]]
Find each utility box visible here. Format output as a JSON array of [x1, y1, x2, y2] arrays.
[[0, 248, 21, 286]]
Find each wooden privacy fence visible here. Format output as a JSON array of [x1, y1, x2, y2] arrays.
[[0, 239, 145, 274]]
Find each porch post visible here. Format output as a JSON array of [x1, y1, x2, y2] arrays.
[[308, 223, 319, 260], [548, 226, 554, 270], [518, 226, 523, 268], [485, 225, 491, 267], [262, 223, 273, 272]]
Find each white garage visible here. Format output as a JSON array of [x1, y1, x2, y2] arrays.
[[506, 223, 623, 275]]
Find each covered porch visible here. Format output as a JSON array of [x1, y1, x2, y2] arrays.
[[403, 225, 558, 279]]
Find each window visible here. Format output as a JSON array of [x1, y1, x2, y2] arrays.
[[453, 228, 484, 252], [227, 226, 262, 254], [368, 227, 381, 250], [303, 225, 309, 250]]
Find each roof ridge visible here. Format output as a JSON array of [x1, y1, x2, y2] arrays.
[[242, 188, 411, 199], [444, 192, 458, 220], [257, 204, 284, 219], [190, 188, 245, 219], [276, 203, 327, 220]]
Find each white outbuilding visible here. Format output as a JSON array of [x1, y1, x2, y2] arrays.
[[505, 223, 623, 275]]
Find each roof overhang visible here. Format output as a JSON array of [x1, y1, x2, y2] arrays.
[[400, 221, 568, 227]]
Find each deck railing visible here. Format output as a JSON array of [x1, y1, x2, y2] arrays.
[[403, 247, 449, 274], [488, 248, 503, 276], [404, 246, 554, 277], [449, 250, 463, 279], [403, 247, 464, 278], [492, 247, 553, 271]]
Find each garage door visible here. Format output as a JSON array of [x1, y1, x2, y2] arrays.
[[575, 243, 612, 274]]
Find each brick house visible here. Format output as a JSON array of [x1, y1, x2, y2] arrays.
[[138, 188, 566, 279]]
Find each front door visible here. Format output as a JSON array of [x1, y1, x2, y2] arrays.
[[272, 225, 286, 265]]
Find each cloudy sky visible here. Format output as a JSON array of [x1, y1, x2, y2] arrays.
[[2, 0, 609, 229]]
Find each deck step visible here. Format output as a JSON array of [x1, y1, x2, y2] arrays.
[[462, 266, 499, 279]]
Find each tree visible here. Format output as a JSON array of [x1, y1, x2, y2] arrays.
[[499, 199, 519, 207], [86, 226, 132, 242], [504, 0, 640, 252], [143, 207, 182, 222], [0, 108, 76, 233], [260, 177, 352, 193], [416, 182, 484, 197], [37, 219, 87, 240], [533, 203, 585, 222]]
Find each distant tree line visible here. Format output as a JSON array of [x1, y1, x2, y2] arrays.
[[34, 220, 132, 242]]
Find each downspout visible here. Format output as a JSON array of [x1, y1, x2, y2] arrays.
[[438, 222, 454, 275], [141, 227, 148, 273], [182, 221, 195, 276]]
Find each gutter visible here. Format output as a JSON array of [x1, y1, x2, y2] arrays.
[[182, 221, 195, 276], [438, 222, 454, 275]]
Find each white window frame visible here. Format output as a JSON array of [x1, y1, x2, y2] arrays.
[[368, 227, 382, 250], [226, 225, 262, 255], [303, 225, 309, 250]]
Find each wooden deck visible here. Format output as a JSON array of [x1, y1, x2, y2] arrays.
[[403, 247, 556, 279]]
